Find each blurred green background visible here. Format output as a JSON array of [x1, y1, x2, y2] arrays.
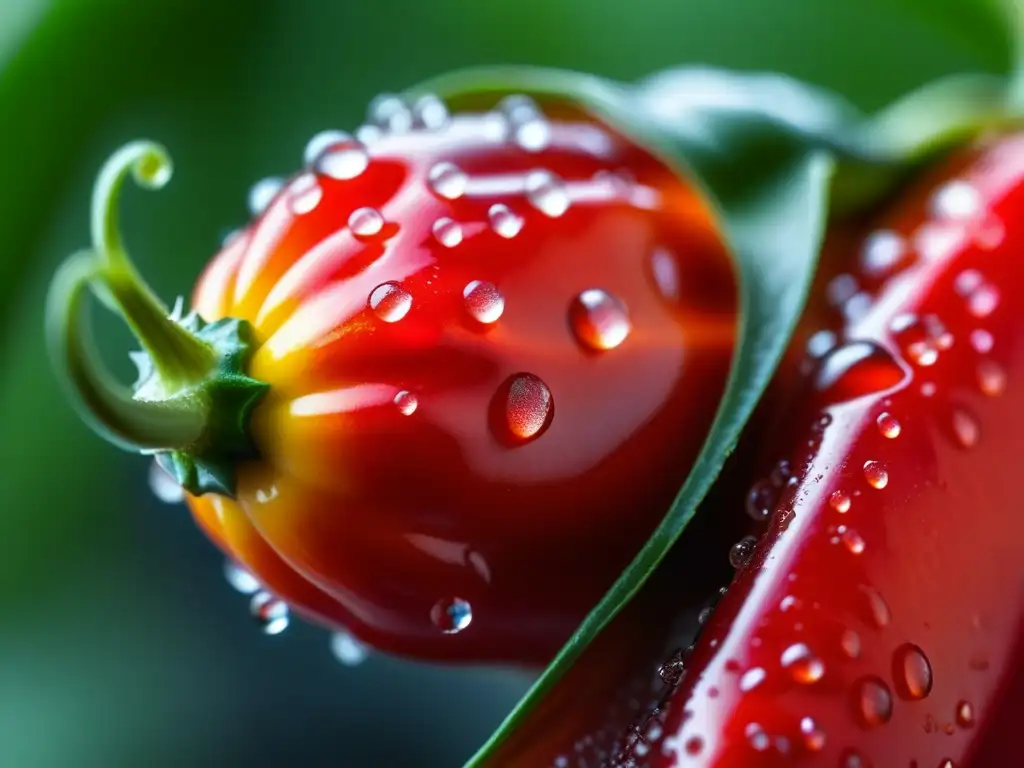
[[0, 1, 1003, 766]]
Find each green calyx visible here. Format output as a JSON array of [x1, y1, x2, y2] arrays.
[[45, 140, 268, 498]]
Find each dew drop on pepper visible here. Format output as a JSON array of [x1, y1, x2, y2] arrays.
[[876, 412, 901, 439], [525, 170, 570, 218], [430, 597, 472, 634], [893, 642, 933, 700], [224, 560, 260, 595], [394, 390, 418, 416], [487, 203, 523, 239], [956, 700, 975, 728], [493, 373, 553, 442], [863, 460, 889, 489], [349, 206, 385, 238], [781, 642, 825, 684], [800, 716, 826, 751], [287, 173, 323, 215], [427, 161, 467, 200], [854, 675, 893, 727], [250, 591, 290, 635], [568, 289, 631, 351], [330, 630, 371, 666], [316, 141, 370, 180], [368, 282, 412, 323], [830, 489, 852, 514], [729, 535, 758, 569], [432, 217, 464, 248], [463, 280, 504, 324]]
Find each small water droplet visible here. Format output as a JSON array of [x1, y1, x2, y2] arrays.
[[658, 648, 685, 685], [526, 170, 570, 217], [499, 373, 553, 441], [877, 412, 902, 439], [863, 460, 889, 490], [330, 630, 371, 666], [739, 666, 766, 692], [650, 247, 681, 301], [842, 528, 866, 555], [813, 342, 906, 402], [223, 560, 260, 594], [684, 736, 704, 756], [316, 140, 370, 180], [428, 161, 468, 200], [806, 330, 838, 359], [149, 460, 184, 503], [977, 359, 1007, 396], [830, 489, 852, 514], [780, 595, 799, 612], [745, 723, 770, 752], [855, 675, 893, 726], [861, 585, 891, 628], [427, 217, 464, 249], [841, 629, 862, 658], [568, 289, 631, 350], [303, 129, 350, 166], [931, 180, 982, 220], [348, 206, 385, 238], [368, 282, 412, 323], [799, 716, 826, 751], [955, 700, 975, 728], [970, 329, 994, 354], [893, 643, 933, 700], [828, 274, 859, 306], [355, 124, 383, 145], [951, 408, 980, 449], [938, 760, 955, 768], [498, 94, 542, 124], [463, 280, 505, 324], [411, 93, 449, 130], [842, 749, 867, 768], [968, 285, 1000, 318], [368, 93, 413, 133], [247, 177, 284, 216], [287, 173, 323, 215], [698, 606, 713, 625], [488, 203, 523, 238], [250, 591, 290, 635], [860, 229, 906, 276], [431, 597, 472, 633], [729, 535, 758, 569], [746, 479, 777, 521], [394, 390, 418, 416], [781, 642, 825, 684]]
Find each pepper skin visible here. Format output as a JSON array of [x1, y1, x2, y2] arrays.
[[55, 96, 738, 664], [616, 133, 1024, 766]]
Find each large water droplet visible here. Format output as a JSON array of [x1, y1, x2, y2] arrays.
[[330, 630, 371, 666], [368, 282, 412, 323], [224, 560, 260, 594], [863, 460, 889, 490], [316, 140, 370, 180], [432, 217, 463, 248], [781, 642, 825, 684], [497, 373, 553, 442], [829, 489, 852, 514], [526, 170, 570, 218], [488, 203, 524, 238], [149, 460, 184, 503], [876, 412, 901, 439], [411, 93, 449, 130], [463, 280, 505, 324], [430, 597, 472, 633], [394, 390, 418, 416], [348, 206, 385, 238], [799, 716, 826, 751], [428, 161, 468, 200], [855, 676, 893, 727], [568, 289, 631, 350], [250, 591, 290, 635], [729, 535, 758, 569], [893, 643, 933, 700], [812, 342, 906, 402], [287, 173, 323, 215], [247, 177, 284, 216], [860, 229, 906, 277]]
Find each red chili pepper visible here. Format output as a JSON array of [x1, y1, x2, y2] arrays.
[[46, 96, 737, 663], [619, 132, 1024, 766]]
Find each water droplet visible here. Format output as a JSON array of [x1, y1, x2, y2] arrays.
[[432, 217, 463, 248], [488, 203, 523, 238], [498, 94, 542, 124], [247, 177, 284, 215], [771, 460, 794, 487], [514, 118, 551, 152], [781, 642, 825, 684], [780, 595, 799, 612], [938, 760, 955, 768], [348, 206, 385, 238], [526, 170, 570, 217], [698, 606, 713, 625], [806, 330, 837, 359], [970, 329, 994, 354], [303, 130, 350, 166], [745, 723, 770, 752], [830, 489, 852, 514], [863, 460, 889, 490], [955, 700, 975, 728], [842, 749, 866, 768], [855, 675, 893, 726], [354, 124, 383, 145], [568, 289, 631, 350], [877, 412, 902, 439], [799, 716, 826, 751], [893, 643, 933, 700], [931, 180, 982, 220], [828, 274, 859, 307], [287, 173, 323, 215], [739, 666, 766, 692], [684, 736, 704, 756], [860, 229, 906, 276], [463, 280, 505, 324], [223, 560, 260, 594], [149, 460, 184, 503], [250, 591, 290, 635], [841, 629, 862, 658], [968, 285, 1000, 318], [746, 479, 777, 521], [729, 535, 758, 569], [650, 247, 681, 301], [428, 161, 467, 200], [368, 282, 412, 323], [430, 597, 472, 633], [951, 408, 980, 448], [500, 373, 553, 441], [860, 585, 891, 628], [658, 648, 685, 684], [330, 630, 371, 666], [411, 93, 449, 130], [843, 528, 866, 555], [812, 342, 906, 402], [316, 140, 370, 180], [394, 390, 418, 416], [368, 93, 412, 133], [977, 359, 1007, 396]]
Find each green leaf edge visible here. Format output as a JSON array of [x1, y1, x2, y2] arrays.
[[407, 65, 1018, 766]]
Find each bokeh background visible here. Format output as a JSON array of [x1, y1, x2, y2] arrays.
[[0, 1, 1006, 766]]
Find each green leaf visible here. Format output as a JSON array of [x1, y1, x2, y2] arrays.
[[411, 66, 850, 765]]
